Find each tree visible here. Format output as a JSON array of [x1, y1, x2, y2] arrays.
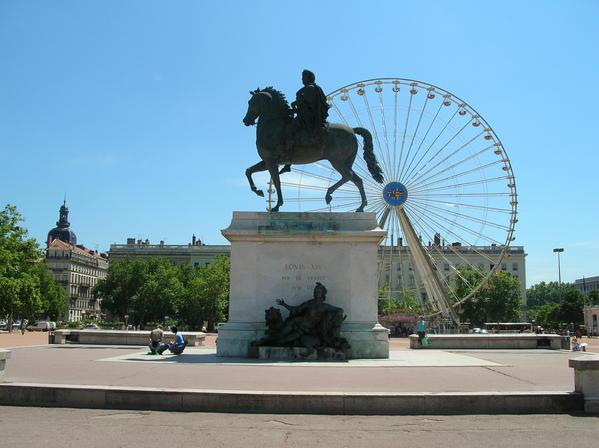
[[31, 263, 68, 320], [176, 255, 230, 331], [0, 205, 44, 328], [588, 290, 599, 306], [94, 258, 149, 320], [556, 286, 585, 326], [455, 267, 522, 325], [95, 256, 231, 330], [528, 302, 560, 328], [526, 281, 562, 308], [133, 260, 181, 326]]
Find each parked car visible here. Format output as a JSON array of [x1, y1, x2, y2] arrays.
[[27, 321, 56, 332], [81, 323, 100, 330], [0, 320, 7, 330]]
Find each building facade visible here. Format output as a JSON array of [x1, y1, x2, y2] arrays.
[[108, 235, 230, 266], [45, 202, 108, 321], [109, 236, 527, 308], [583, 305, 599, 337], [377, 244, 527, 306], [574, 276, 599, 296]]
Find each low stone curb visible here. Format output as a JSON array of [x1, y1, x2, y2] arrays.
[[0, 383, 583, 415]]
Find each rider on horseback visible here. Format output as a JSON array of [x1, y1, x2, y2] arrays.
[[280, 69, 330, 174]]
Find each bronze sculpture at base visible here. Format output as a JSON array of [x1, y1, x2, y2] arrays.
[[252, 283, 350, 360]]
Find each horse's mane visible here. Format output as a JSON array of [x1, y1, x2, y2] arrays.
[[261, 86, 290, 113]]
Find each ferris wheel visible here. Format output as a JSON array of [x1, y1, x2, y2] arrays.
[[274, 78, 518, 322]]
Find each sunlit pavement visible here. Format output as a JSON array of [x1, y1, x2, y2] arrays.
[[0, 406, 597, 447]]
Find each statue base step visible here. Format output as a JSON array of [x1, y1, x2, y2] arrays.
[[216, 321, 389, 359], [257, 346, 347, 361]]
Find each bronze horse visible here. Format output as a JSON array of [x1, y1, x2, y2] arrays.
[[242, 87, 383, 212]]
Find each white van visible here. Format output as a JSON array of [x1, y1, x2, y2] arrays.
[[27, 321, 56, 332]]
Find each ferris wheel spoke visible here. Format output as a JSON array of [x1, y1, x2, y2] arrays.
[[376, 89, 394, 181], [401, 101, 446, 183], [404, 119, 472, 186], [407, 199, 511, 231], [410, 175, 510, 194], [346, 94, 391, 182], [397, 89, 415, 180], [412, 198, 513, 214], [398, 92, 431, 182], [409, 142, 495, 190], [404, 206, 491, 294], [403, 202, 497, 264], [405, 201, 504, 248], [404, 236, 464, 303], [407, 200, 504, 246], [392, 86, 399, 182], [402, 107, 460, 184], [290, 167, 336, 184], [407, 133, 487, 189], [361, 91, 394, 182], [411, 190, 512, 199], [395, 207, 458, 320]]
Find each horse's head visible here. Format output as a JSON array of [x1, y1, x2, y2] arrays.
[[243, 88, 267, 126], [243, 87, 290, 126]]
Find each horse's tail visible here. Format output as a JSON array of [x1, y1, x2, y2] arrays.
[[353, 127, 384, 183]]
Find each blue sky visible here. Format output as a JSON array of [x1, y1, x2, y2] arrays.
[[1, 0, 597, 286]]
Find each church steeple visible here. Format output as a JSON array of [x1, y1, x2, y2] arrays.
[[57, 200, 70, 228], [47, 201, 77, 247]]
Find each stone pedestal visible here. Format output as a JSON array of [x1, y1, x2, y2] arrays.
[[0, 349, 10, 381], [216, 212, 389, 359], [569, 355, 599, 414]]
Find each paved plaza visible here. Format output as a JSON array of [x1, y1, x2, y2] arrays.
[[0, 332, 595, 393], [1, 406, 598, 448]]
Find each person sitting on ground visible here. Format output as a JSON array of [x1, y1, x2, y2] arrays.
[[148, 324, 164, 355], [157, 326, 187, 355]]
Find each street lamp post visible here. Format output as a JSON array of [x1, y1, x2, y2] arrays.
[[553, 248, 564, 286]]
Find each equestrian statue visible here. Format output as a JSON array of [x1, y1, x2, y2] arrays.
[[242, 70, 384, 212]]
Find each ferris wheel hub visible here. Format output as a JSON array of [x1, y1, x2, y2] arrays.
[[382, 181, 408, 207]]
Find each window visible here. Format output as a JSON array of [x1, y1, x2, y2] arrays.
[[444, 263, 450, 271], [501, 263, 507, 271], [490, 264, 495, 271], [194, 262, 199, 267], [512, 263, 518, 271]]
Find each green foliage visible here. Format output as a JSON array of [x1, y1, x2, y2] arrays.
[[455, 267, 522, 326], [378, 284, 421, 315], [0, 205, 47, 323], [526, 282, 586, 328], [31, 263, 68, 320], [95, 255, 230, 330], [526, 281, 562, 307], [175, 255, 230, 331], [588, 290, 599, 306]]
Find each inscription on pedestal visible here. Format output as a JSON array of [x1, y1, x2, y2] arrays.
[[280, 262, 328, 297]]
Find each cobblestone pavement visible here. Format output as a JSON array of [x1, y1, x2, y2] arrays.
[[0, 406, 597, 448]]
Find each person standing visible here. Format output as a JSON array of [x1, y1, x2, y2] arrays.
[[417, 316, 427, 345], [20, 318, 28, 335]]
